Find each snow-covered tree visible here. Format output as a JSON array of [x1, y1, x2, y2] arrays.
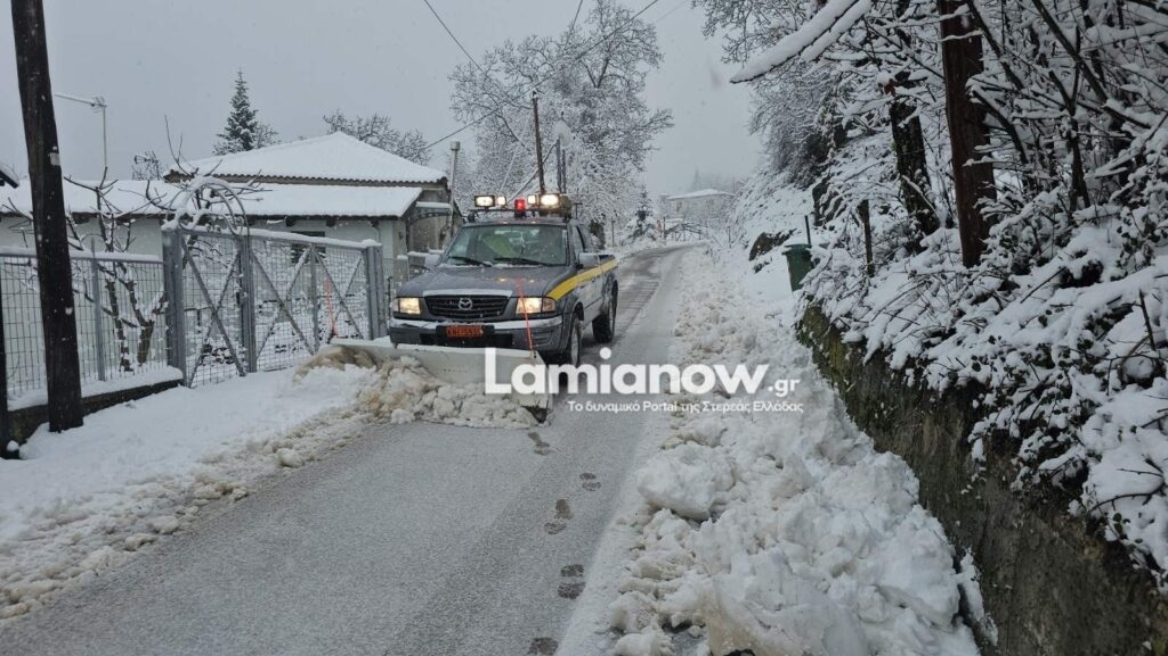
[[322, 111, 431, 164], [450, 0, 672, 221], [701, 0, 1168, 587], [213, 70, 278, 155]]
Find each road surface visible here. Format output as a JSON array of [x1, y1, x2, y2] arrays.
[[3, 245, 691, 656]]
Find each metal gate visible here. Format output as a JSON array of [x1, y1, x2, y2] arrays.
[[162, 225, 385, 387]]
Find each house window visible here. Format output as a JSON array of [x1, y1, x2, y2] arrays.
[[290, 231, 326, 264]]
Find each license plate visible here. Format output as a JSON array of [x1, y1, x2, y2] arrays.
[[445, 324, 485, 339]]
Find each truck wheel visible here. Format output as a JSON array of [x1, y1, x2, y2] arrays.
[[557, 315, 584, 366], [592, 287, 617, 344]]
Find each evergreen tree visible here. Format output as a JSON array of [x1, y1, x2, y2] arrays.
[[213, 70, 277, 155]]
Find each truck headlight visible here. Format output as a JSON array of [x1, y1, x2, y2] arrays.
[[392, 297, 423, 316], [517, 297, 556, 314]]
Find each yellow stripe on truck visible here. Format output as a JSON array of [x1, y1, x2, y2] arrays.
[[548, 259, 618, 301]]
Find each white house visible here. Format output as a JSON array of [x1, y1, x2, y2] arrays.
[[0, 133, 460, 288], [663, 188, 734, 234]]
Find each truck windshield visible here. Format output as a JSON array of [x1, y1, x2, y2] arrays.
[[443, 225, 568, 267]]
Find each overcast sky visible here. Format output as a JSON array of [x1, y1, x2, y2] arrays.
[[1, 0, 759, 198]]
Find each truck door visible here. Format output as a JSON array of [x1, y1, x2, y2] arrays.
[[572, 225, 602, 321]]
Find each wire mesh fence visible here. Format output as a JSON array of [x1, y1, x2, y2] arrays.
[[1, 248, 170, 407], [163, 226, 385, 388], [0, 228, 384, 404]]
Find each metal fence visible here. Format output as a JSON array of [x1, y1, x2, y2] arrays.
[[162, 226, 385, 387], [1, 248, 170, 406]]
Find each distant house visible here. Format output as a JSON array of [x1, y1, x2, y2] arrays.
[[0, 162, 18, 188], [664, 188, 734, 232], [0, 133, 460, 288]]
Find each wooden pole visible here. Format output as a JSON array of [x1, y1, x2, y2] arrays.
[[555, 139, 563, 193], [859, 200, 874, 278], [532, 91, 546, 197], [11, 0, 85, 431]]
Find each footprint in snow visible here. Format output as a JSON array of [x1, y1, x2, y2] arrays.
[[528, 431, 550, 456], [580, 472, 600, 491], [528, 637, 558, 654], [554, 499, 572, 520], [558, 563, 585, 599]]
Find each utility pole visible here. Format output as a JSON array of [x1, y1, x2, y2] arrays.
[[555, 138, 563, 193], [532, 91, 546, 196], [11, 0, 85, 431], [446, 140, 460, 244]]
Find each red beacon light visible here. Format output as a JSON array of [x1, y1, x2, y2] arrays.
[[513, 197, 527, 217]]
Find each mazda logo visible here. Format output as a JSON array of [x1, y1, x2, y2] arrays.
[[458, 297, 474, 310]]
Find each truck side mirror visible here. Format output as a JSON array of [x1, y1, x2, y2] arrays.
[[424, 253, 441, 269], [577, 252, 601, 269]]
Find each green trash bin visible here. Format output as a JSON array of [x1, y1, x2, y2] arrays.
[[783, 243, 815, 291]]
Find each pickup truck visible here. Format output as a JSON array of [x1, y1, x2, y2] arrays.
[[389, 216, 619, 366]]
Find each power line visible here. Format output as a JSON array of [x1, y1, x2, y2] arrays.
[[424, 0, 665, 150], [420, 0, 485, 75], [652, 0, 688, 25], [568, 0, 586, 37]]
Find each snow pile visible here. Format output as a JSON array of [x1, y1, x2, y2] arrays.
[[610, 250, 981, 655], [0, 345, 535, 620], [302, 345, 537, 428], [0, 365, 374, 620]]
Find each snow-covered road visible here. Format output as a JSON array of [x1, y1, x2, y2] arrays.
[[1, 246, 692, 656]]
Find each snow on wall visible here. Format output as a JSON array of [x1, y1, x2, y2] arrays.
[[767, 120, 1168, 587]]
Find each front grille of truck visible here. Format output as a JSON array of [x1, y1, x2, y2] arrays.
[[425, 295, 509, 320]]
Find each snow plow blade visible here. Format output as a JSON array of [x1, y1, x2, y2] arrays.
[[329, 338, 552, 417]]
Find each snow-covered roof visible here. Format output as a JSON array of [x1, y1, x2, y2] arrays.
[[667, 188, 735, 201], [170, 133, 446, 186], [0, 179, 424, 219]]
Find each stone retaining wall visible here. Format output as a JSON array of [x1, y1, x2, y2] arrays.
[[799, 305, 1168, 656]]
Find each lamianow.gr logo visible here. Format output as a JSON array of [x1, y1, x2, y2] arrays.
[[484, 347, 800, 399]]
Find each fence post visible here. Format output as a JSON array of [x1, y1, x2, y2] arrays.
[[89, 257, 107, 382], [365, 244, 385, 339], [238, 233, 258, 374], [0, 261, 10, 458], [308, 246, 320, 352], [161, 229, 188, 384]]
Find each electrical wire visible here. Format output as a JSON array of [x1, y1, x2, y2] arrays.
[[420, 0, 485, 75], [652, 0, 688, 25], [498, 112, 532, 191], [568, 0, 586, 38]]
